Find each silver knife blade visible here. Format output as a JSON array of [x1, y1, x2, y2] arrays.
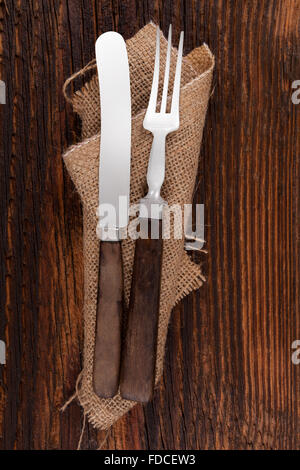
[[96, 32, 131, 241]]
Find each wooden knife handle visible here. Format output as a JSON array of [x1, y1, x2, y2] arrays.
[[120, 219, 163, 402], [93, 241, 123, 398]]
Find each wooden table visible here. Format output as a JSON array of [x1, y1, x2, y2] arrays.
[[0, 0, 299, 450]]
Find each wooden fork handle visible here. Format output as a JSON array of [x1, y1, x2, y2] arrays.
[[93, 241, 123, 398], [120, 219, 163, 403]]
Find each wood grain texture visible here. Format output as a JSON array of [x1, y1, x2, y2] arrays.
[[0, 0, 299, 450], [120, 220, 163, 403], [93, 242, 123, 399]]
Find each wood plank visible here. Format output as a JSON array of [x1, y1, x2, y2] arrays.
[[0, 0, 299, 449]]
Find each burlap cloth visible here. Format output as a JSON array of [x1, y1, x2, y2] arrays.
[[63, 23, 214, 430]]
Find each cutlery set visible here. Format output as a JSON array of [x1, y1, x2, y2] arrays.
[[93, 26, 184, 402]]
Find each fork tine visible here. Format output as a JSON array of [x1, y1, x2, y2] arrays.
[[171, 31, 184, 115], [160, 25, 172, 113], [147, 26, 160, 113]]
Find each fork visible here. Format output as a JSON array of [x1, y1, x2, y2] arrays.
[[120, 25, 184, 403]]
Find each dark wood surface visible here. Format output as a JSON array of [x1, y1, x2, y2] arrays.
[[0, 0, 299, 450]]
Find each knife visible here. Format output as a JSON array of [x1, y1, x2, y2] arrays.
[[93, 32, 131, 398]]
